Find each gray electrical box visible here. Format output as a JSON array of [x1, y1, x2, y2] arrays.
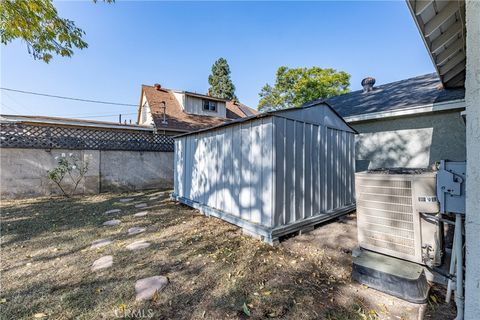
[[436, 160, 466, 214]]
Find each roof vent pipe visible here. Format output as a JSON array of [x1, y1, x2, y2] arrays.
[[361, 77, 375, 93], [160, 101, 168, 125]]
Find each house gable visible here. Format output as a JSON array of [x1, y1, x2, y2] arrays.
[[138, 84, 258, 133]]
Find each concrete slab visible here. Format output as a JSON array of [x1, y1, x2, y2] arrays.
[[135, 276, 168, 301], [91, 255, 113, 271], [90, 239, 112, 249], [135, 203, 148, 209], [128, 227, 146, 235], [103, 219, 121, 226], [126, 240, 151, 250], [134, 211, 148, 217]]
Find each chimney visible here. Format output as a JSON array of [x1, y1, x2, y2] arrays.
[[153, 83, 161, 91], [361, 77, 376, 93]]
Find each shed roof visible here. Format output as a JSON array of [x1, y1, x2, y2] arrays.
[[304, 73, 464, 118], [174, 102, 356, 138]]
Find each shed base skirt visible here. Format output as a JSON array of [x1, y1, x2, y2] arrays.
[[171, 193, 355, 245]]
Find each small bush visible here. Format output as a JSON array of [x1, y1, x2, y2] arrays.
[[47, 153, 89, 197]]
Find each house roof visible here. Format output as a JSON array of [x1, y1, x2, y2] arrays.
[[226, 101, 259, 119], [304, 73, 465, 118], [0, 114, 153, 131], [140, 85, 258, 132], [175, 90, 228, 102]]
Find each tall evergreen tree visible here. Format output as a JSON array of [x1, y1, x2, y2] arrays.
[[208, 58, 237, 100]]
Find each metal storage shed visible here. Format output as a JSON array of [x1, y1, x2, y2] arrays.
[[172, 103, 356, 244]]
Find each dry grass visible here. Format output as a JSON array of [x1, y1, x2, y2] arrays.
[[1, 190, 455, 319]]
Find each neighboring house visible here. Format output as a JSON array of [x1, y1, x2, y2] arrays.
[[137, 84, 257, 135], [305, 73, 466, 170]]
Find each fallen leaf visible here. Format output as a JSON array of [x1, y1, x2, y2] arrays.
[[34, 313, 47, 318], [242, 302, 251, 317]]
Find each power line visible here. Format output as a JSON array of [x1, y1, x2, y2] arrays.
[[0, 102, 20, 114], [2, 92, 35, 113], [0, 87, 138, 107], [53, 110, 134, 117], [73, 112, 137, 119]]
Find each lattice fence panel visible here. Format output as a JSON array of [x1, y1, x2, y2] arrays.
[[0, 123, 174, 152]]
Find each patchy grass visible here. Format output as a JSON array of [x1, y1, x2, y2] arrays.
[[1, 190, 455, 319]]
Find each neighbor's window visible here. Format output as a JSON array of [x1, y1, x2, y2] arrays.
[[203, 100, 217, 112]]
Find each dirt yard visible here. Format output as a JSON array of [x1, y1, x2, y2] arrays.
[[0, 190, 456, 319]]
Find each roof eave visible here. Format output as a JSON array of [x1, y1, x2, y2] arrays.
[[405, 0, 466, 88], [343, 98, 465, 123]]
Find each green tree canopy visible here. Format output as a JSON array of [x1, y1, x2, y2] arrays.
[[258, 66, 350, 111], [0, 0, 113, 63], [208, 58, 237, 100]]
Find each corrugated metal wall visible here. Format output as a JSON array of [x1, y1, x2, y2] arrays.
[[174, 108, 355, 236], [175, 117, 274, 226], [272, 117, 355, 227]]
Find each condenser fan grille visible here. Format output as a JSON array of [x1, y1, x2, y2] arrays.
[[357, 177, 416, 258]]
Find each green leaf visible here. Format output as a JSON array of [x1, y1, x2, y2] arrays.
[[242, 302, 251, 317], [258, 66, 350, 112]]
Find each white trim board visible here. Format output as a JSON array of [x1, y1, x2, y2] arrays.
[[344, 99, 465, 123]]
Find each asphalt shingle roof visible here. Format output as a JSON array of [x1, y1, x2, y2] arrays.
[[304, 73, 465, 118], [141, 85, 257, 132]]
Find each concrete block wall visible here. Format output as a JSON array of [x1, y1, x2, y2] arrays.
[[100, 150, 174, 192], [0, 148, 173, 199]]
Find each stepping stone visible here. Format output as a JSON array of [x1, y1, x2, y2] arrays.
[[91, 255, 113, 271], [134, 211, 148, 217], [90, 239, 112, 249], [128, 227, 146, 235], [103, 219, 121, 226], [119, 198, 134, 203], [135, 203, 148, 208], [135, 276, 168, 301], [126, 240, 151, 250], [104, 209, 121, 214]]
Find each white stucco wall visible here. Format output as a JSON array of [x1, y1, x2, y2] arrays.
[[139, 93, 154, 126], [465, 1, 480, 318]]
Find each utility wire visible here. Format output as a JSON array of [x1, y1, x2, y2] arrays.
[[0, 102, 20, 114], [0, 87, 138, 107], [73, 113, 137, 119], [53, 110, 134, 117], [2, 92, 35, 113]]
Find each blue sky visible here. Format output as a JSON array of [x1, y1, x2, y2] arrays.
[[1, 1, 434, 123]]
